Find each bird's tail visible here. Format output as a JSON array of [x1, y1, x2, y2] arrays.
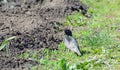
[[77, 51, 82, 56]]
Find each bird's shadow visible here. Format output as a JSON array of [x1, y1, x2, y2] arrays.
[[81, 50, 91, 55]]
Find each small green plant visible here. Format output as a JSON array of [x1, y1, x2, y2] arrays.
[[32, 52, 39, 60], [81, 29, 114, 48], [55, 58, 68, 70], [64, 12, 87, 27], [59, 41, 66, 50], [20, 52, 30, 59], [0, 36, 16, 56], [30, 65, 41, 70]]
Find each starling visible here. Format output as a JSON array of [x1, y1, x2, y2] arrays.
[[63, 29, 82, 56]]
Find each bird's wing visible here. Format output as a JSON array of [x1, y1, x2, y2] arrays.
[[69, 36, 81, 51], [63, 38, 70, 48], [70, 36, 79, 46]]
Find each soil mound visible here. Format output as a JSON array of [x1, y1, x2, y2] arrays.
[[0, 0, 87, 69]]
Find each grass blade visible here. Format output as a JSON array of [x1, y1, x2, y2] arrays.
[[0, 36, 16, 51]]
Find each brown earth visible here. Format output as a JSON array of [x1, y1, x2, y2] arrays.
[[0, 0, 88, 69]]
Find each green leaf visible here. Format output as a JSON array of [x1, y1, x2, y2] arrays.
[[6, 36, 16, 41], [0, 36, 16, 51], [59, 59, 67, 70]]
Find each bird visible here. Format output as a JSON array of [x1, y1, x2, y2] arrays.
[[63, 29, 82, 56]]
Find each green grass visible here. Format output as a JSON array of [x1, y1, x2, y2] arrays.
[[0, 36, 16, 56], [18, 0, 120, 70]]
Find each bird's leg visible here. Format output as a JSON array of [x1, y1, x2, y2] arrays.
[[67, 49, 70, 52]]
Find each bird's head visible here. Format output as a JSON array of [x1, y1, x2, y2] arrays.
[[64, 29, 72, 36]]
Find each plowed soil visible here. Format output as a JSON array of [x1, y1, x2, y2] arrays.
[[0, 0, 87, 69]]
